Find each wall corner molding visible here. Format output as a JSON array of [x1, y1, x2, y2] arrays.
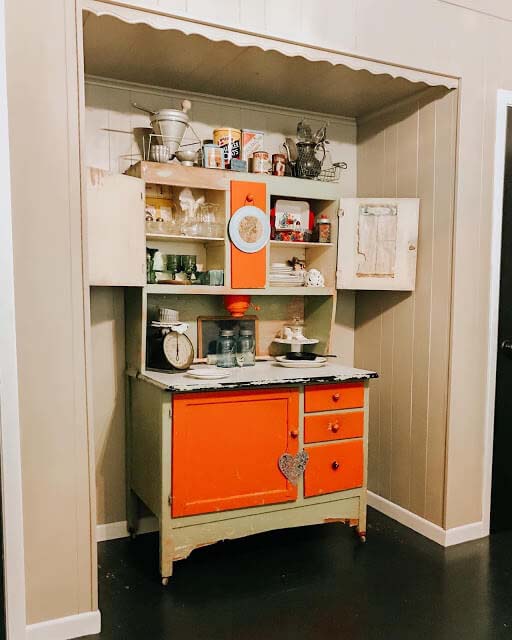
[[367, 491, 487, 547], [26, 610, 101, 640]]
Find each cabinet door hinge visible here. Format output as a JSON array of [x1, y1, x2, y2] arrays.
[[338, 207, 344, 217], [168, 495, 172, 506]]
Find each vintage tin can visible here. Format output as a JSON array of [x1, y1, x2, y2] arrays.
[[202, 144, 225, 169], [241, 129, 264, 161], [251, 151, 271, 174], [272, 153, 286, 176], [213, 128, 241, 168]]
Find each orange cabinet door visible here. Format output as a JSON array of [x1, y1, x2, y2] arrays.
[[230, 180, 267, 288], [304, 411, 364, 443], [304, 441, 363, 497], [304, 382, 364, 413], [172, 388, 299, 517]]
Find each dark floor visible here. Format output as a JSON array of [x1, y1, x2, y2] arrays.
[[88, 508, 512, 639]]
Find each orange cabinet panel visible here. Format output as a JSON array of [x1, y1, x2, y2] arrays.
[[304, 441, 363, 497], [304, 382, 364, 413], [304, 411, 364, 443], [172, 388, 299, 517], [230, 180, 267, 288]]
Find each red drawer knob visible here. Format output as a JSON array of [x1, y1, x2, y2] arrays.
[[332, 393, 340, 401], [332, 461, 340, 470], [290, 430, 299, 439], [330, 422, 340, 433], [246, 194, 255, 204]]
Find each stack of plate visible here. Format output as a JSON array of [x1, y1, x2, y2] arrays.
[[269, 263, 304, 287]]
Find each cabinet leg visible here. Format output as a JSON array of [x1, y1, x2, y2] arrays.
[[127, 489, 139, 538], [160, 526, 174, 585], [357, 496, 367, 543]]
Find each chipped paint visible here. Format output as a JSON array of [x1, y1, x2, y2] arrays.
[[139, 362, 378, 393]]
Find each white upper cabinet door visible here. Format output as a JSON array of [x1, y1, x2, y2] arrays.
[[337, 198, 420, 291], [86, 168, 146, 287]]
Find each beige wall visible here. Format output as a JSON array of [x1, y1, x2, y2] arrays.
[[355, 89, 457, 526], [6, 0, 96, 627], [9, 0, 512, 628]]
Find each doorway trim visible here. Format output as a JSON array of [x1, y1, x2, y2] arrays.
[[0, 0, 27, 637], [483, 89, 512, 533]]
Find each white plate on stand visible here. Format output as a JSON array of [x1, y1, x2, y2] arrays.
[[186, 368, 232, 380], [274, 356, 327, 368]]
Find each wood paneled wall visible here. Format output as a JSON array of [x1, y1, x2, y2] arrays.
[[355, 88, 457, 526], [6, 0, 96, 625]]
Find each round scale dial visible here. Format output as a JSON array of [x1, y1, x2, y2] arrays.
[[162, 332, 194, 370]]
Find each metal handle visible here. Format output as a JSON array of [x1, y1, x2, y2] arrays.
[[330, 422, 340, 433], [290, 430, 298, 439], [332, 461, 340, 470], [501, 339, 512, 356], [332, 393, 340, 401]]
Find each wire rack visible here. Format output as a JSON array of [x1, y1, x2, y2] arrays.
[[317, 162, 348, 183]]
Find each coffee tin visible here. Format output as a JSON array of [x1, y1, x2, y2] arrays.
[[251, 151, 271, 174], [213, 128, 241, 168]]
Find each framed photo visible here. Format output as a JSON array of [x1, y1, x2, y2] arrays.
[[197, 316, 260, 359]]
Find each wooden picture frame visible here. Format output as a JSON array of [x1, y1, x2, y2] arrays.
[[197, 316, 260, 359]]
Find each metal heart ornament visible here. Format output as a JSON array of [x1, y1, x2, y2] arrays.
[[278, 451, 309, 485]]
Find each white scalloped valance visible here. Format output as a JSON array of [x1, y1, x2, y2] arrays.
[[82, 0, 458, 117]]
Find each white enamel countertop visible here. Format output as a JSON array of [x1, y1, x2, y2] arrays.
[[136, 361, 377, 393]]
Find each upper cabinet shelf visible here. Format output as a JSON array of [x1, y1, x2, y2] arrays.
[[126, 161, 341, 200]]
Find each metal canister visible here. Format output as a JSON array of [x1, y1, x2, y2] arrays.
[[251, 151, 271, 174], [272, 153, 286, 176], [213, 128, 241, 168]]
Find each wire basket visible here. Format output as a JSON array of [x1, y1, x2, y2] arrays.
[[317, 161, 348, 183]]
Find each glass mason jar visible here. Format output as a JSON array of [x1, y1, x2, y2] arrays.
[[236, 329, 255, 367], [216, 329, 236, 368]]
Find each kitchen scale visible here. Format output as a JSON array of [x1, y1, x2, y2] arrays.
[[146, 309, 195, 372]]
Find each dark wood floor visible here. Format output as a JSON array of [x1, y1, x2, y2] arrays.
[[87, 508, 512, 639]]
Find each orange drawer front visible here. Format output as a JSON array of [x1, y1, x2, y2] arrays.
[[304, 440, 363, 497], [304, 382, 364, 413], [304, 411, 364, 443]]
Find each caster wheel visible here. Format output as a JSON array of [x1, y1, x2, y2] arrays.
[[358, 532, 367, 543], [161, 577, 169, 586], [128, 528, 137, 540]]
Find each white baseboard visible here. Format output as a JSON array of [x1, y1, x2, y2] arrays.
[[367, 491, 487, 547], [26, 610, 101, 640], [444, 520, 488, 546], [96, 515, 159, 542]]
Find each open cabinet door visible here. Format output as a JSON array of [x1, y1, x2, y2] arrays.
[[86, 168, 146, 286], [337, 198, 419, 291]]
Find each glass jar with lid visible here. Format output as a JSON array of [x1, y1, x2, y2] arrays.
[[216, 329, 236, 368], [236, 329, 255, 367]]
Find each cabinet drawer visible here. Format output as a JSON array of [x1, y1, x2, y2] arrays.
[[304, 441, 363, 497], [304, 383, 364, 413], [304, 411, 364, 443]]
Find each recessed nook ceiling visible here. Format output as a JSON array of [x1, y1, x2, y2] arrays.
[[82, 12, 449, 119]]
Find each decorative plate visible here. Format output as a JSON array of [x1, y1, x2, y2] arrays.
[[228, 205, 270, 254]]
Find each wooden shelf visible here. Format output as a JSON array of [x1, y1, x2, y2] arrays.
[[127, 162, 341, 200], [145, 284, 334, 296], [146, 233, 225, 245], [270, 240, 333, 248]]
